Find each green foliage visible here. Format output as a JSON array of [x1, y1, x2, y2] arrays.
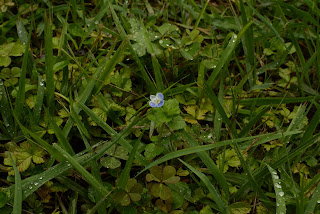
[[147, 99, 186, 130], [113, 178, 143, 206], [3, 141, 46, 176], [146, 166, 180, 200], [0, 1, 320, 213], [0, 42, 25, 67]]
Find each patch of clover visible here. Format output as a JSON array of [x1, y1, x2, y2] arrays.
[[112, 178, 143, 206], [146, 166, 180, 200]]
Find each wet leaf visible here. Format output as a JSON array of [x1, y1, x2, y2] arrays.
[[100, 156, 121, 169]]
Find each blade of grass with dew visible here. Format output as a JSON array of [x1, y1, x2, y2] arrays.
[[62, 39, 126, 136], [0, 79, 15, 137], [179, 159, 228, 214], [10, 155, 22, 214], [53, 143, 110, 196], [77, 101, 148, 166], [207, 21, 253, 86], [44, 10, 55, 115], [304, 181, 320, 214], [267, 164, 286, 214], [106, 0, 156, 93], [6, 138, 110, 203], [33, 74, 45, 124], [16, 18, 28, 46], [14, 27, 31, 120], [181, 129, 229, 199], [117, 132, 143, 190], [135, 131, 299, 178]]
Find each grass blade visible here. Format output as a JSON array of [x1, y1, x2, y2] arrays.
[[207, 21, 253, 86], [0, 79, 15, 137], [44, 10, 55, 115], [14, 26, 31, 120], [53, 143, 110, 196], [304, 181, 320, 214], [267, 164, 286, 214], [10, 155, 22, 214]]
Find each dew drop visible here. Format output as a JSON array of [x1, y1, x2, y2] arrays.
[[317, 199, 320, 203], [34, 182, 39, 186], [273, 175, 279, 179], [275, 183, 281, 188], [159, 40, 163, 44], [29, 186, 33, 190], [39, 177, 43, 180], [232, 40, 236, 42], [278, 191, 284, 197]]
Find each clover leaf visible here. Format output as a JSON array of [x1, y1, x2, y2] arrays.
[[100, 143, 128, 169], [0, 42, 25, 67], [146, 166, 180, 200], [113, 178, 143, 206], [4, 141, 46, 175]]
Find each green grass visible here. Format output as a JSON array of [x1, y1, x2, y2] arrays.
[[0, 1, 320, 213]]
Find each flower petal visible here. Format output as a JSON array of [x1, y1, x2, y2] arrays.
[[156, 92, 164, 100], [150, 95, 157, 101], [149, 101, 157, 108], [157, 100, 164, 107]]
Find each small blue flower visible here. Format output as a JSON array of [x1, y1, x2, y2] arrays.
[[149, 92, 164, 108]]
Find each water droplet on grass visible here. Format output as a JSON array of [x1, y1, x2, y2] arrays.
[[159, 40, 163, 44], [278, 191, 284, 197], [275, 183, 281, 188]]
